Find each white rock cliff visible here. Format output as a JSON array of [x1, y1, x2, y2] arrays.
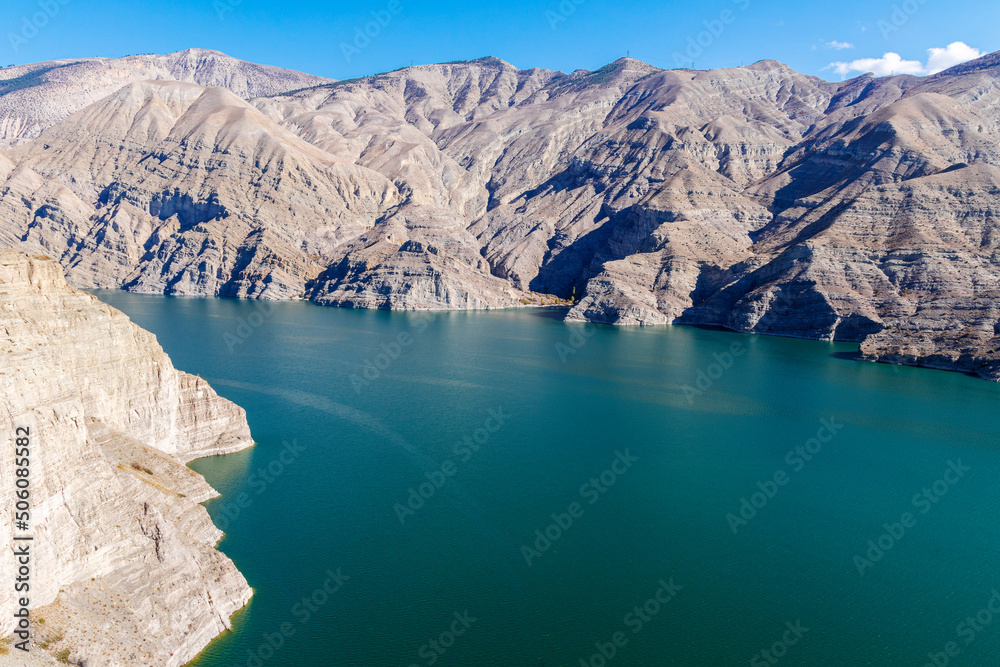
[[0, 250, 253, 666]]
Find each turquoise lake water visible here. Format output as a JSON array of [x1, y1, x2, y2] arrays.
[[92, 292, 1000, 666]]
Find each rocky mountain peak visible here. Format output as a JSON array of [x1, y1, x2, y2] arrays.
[[0, 49, 333, 146], [932, 49, 1000, 77]]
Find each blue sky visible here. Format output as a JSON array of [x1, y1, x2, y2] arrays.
[[2, 0, 997, 81]]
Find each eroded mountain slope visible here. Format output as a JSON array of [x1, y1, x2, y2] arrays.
[[0, 48, 332, 146], [2, 51, 1000, 376]]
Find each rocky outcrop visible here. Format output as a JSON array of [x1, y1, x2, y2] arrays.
[[2, 50, 1000, 377], [0, 250, 253, 666]]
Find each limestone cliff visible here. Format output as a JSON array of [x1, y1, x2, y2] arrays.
[[0, 250, 253, 666]]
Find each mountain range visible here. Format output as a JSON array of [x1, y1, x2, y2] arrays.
[[2, 47, 1000, 378]]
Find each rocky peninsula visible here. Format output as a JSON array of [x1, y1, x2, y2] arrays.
[[0, 250, 253, 666]]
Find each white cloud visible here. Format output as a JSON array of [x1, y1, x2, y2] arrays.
[[827, 41, 982, 79], [825, 40, 854, 50], [828, 52, 924, 78], [925, 42, 983, 74]]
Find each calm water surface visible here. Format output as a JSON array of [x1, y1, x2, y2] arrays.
[[92, 292, 1000, 666]]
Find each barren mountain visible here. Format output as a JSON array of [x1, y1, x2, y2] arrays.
[[0, 48, 332, 146], [2, 50, 1000, 377]]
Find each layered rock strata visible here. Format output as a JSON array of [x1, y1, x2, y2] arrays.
[[0, 250, 253, 666]]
